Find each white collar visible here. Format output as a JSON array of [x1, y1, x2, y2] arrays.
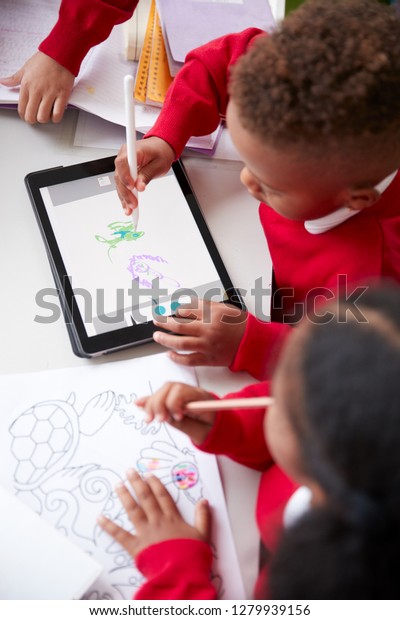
[[304, 169, 397, 235], [283, 486, 312, 528]]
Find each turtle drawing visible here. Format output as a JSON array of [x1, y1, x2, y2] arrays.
[[9, 391, 117, 491], [7, 390, 209, 598]]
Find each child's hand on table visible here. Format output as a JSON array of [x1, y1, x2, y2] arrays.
[[0, 52, 75, 124], [114, 136, 175, 215], [98, 469, 211, 559], [152, 299, 247, 368], [136, 382, 217, 445]]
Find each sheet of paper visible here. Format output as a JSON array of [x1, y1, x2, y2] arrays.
[[0, 353, 245, 600], [74, 110, 222, 153], [0, 486, 102, 600], [68, 25, 135, 127]]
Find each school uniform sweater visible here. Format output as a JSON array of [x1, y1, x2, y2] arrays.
[[146, 29, 400, 380], [134, 382, 297, 600], [39, 0, 138, 76]]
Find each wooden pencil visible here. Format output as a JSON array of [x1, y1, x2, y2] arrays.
[[184, 396, 274, 413]]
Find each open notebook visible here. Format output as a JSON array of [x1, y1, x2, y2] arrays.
[[0, 1, 220, 152]]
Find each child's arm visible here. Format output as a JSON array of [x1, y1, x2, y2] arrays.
[[0, 0, 138, 123], [115, 27, 264, 210], [98, 469, 216, 600], [147, 28, 264, 156], [138, 381, 273, 472], [230, 314, 293, 380]]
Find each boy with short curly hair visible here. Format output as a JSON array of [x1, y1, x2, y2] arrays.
[[231, 0, 400, 158], [116, 0, 400, 380]]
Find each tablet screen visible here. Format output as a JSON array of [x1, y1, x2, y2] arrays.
[[29, 158, 239, 355]]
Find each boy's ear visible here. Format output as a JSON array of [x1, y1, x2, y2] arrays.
[[346, 187, 381, 212]]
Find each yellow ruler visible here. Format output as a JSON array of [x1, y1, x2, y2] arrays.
[[134, 0, 156, 103], [146, 8, 173, 105], [134, 0, 173, 106]]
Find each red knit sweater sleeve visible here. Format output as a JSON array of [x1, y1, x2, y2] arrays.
[[197, 382, 273, 471], [146, 28, 265, 157], [39, 0, 138, 76], [230, 314, 292, 380], [134, 539, 217, 600]]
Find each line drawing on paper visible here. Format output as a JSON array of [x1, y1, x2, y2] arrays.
[[9, 391, 116, 490], [7, 383, 216, 599], [95, 221, 144, 260]]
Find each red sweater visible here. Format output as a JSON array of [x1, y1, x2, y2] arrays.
[[134, 382, 297, 600], [146, 29, 400, 380], [39, 0, 138, 76]]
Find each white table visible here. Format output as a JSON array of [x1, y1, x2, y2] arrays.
[[0, 107, 272, 598]]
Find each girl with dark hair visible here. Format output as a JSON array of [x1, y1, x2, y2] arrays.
[[268, 286, 400, 598], [99, 286, 400, 599]]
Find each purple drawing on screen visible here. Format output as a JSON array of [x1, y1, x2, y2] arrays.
[[127, 254, 181, 289]]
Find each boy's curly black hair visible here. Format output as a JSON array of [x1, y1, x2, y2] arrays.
[[229, 0, 400, 159]]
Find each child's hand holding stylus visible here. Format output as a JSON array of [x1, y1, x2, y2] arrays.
[[114, 136, 175, 215]]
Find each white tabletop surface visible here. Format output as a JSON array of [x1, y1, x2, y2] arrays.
[[0, 107, 272, 598]]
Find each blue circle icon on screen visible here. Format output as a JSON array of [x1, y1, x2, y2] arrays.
[[154, 305, 166, 316], [171, 301, 181, 312]]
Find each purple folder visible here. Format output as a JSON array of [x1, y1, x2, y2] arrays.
[[156, 0, 275, 64]]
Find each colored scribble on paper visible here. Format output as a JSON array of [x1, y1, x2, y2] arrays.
[[137, 458, 161, 473], [127, 254, 181, 289], [95, 222, 144, 259], [171, 462, 199, 490], [136, 441, 202, 505]]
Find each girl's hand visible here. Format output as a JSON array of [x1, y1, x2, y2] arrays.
[[0, 52, 74, 124], [98, 469, 211, 559], [136, 382, 217, 445], [153, 299, 248, 368], [114, 137, 175, 215]]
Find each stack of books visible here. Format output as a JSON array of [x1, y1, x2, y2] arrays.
[[125, 0, 275, 109]]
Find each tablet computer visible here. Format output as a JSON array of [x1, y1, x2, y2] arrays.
[[25, 156, 244, 358]]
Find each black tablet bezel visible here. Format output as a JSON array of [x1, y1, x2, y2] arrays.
[[25, 156, 245, 357]]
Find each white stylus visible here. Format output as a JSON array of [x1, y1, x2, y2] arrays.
[[124, 74, 139, 231]]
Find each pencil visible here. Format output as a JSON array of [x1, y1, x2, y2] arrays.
[[124, 74, 139, 230], [184, 396, 274, 413]]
